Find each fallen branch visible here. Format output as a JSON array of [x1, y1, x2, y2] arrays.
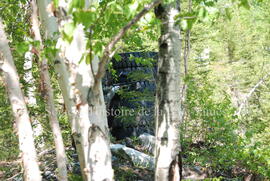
[[236, 73, 270, 116], [0, 160, 21, 166], [6, 172, 22, 181]]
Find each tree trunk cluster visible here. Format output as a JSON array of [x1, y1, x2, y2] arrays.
[[0, 0, 184, 180]]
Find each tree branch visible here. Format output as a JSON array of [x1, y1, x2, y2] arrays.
[[236, 73, 270, 116], [93, 0, 162, 92]]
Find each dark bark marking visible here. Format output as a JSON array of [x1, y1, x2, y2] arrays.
[[54, 59, 61, 64], [160, 42, 168, 49], [168, 153, 182, 181], [155, 4, 165, 19]]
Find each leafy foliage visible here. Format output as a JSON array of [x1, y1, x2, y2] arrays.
[[1, 0, 270, 180]]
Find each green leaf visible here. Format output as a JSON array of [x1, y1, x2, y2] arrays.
[[69, 0, 85, 12], [225, 8, 232, 20], [240, 0, 250, 10], [53, 0, 59, 8], [204, 1, 215, 7], [32, 40, 41, 48], [198, 6, 206, 19], [63, 22, 75, 42], [123, 6, 132, 19], [73, 10, 97, 28], [85, 54, 91, 64], [44, 46, 58, 61], [115, 4, 123, 12], [104, 10, 110, 23], [15, 42, 29, 56], [93, 41, 104, 56], [187, 18, 196, 30], [114, 54, 121, 62], [79, 53, 86, 64]]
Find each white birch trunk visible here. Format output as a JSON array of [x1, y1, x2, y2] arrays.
[[154, 2, 182, 181], [36, 0, 87, 177], [56, 20, 113, 181], [35, 0, 156, 179], [23, 51, 36, 106], [0, 19, 42, 181], [30, 1, 68, 180], [24, 48, 45, 150], [36, 0, 114, 180]]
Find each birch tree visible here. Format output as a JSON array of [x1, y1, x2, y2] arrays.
[[24, 48, 45, 150], [30, 0, 68, 180], [36, 0, 161, 180], [0, 19, 42, 181], [36, 1, 90, 179], [154, 1, 182, 180]]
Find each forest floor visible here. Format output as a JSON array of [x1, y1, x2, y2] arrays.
[[0, 140, 265, 181]]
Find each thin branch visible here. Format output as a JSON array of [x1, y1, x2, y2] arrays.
[[109, 45, 122, 59], [183, 31, 190, 75], [6, 172, 23, 181], [93, 0, 162, 92], [236, 73, 270, 116], [182, 16, 196, 19]]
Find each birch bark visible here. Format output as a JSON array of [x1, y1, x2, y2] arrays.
[[30, 1, 68, 180], [36, 1, 90, 179], [0, 19, 42, 181], [24, 50, 45, 150], [36, 0, 114, 180], [154, 1, 183, 181], [36, 0, 160, 180]]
